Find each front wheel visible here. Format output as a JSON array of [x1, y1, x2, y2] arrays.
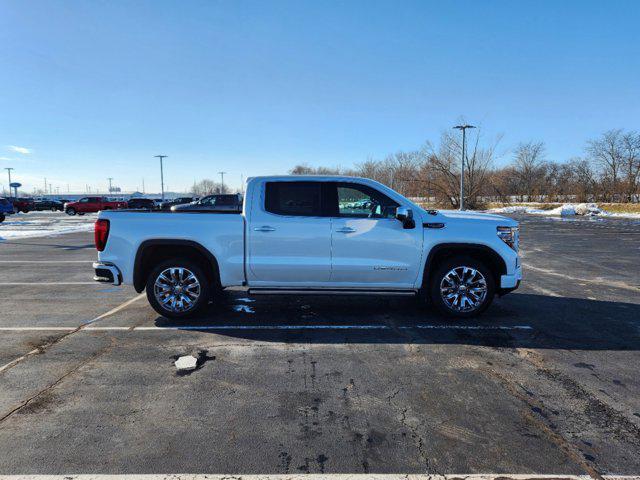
[[146, 258, 211, 319], [0, 213, 4, 223], [429, 256, 495, 318], [66, 208, 76, 215]]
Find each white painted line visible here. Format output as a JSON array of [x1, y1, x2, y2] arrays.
[[0, 474, 636, 480], [0, 327, 77, 331], [523, 262, 640, 293], [0, 282, 96, 285], [0, 294, 146, 374], [2, 324, 533, 332], [82, 293, 146, 325], [0, 260, 93, 263]]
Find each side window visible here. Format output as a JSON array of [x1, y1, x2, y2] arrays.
[[265, 182, 322, 217], [79, 198, 89, 203], [336, 183, 399, 219], [200, 196, 215, 205]]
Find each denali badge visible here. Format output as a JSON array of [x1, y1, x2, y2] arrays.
[[373, 266, 408, 271]]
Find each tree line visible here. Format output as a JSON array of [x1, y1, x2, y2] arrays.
[[290, 128, 640, 208]]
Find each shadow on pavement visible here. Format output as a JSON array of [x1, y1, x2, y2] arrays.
[[153, 292, 640, 350]]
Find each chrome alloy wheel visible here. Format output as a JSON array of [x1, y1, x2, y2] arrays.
[[153, 267, 201, 313], [439, 266, 488, 312]]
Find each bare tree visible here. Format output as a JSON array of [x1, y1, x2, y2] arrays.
[[512, 141, 546, 201], [587, 129, 625, 201], [190, 179, 229, 196]]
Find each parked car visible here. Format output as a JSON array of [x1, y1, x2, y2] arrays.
[[0, 197, 14, 222], [65, 196, 128, 215], [34, 199, 64, 211], [93, 175, 522, 319], [159, 197, 196, 211], [171, 194, 242, 212], [12, 197, 35, 213], [127, 198, 157, 210]]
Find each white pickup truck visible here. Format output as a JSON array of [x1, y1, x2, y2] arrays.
[[93, 176, 521, 318]]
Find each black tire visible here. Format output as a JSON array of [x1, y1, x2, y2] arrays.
[[51, 206, 57, 212], [66, 207, 76, 215], [0, 213, 5, 223], [428, 255, 495, 318], [146, 258, 211, 319]]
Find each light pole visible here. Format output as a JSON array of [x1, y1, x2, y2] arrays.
[[154, 155, 168, 200], [5, 168, 14, 198], [218, 171, 227, 193], [453, 124, 475, 211], [107, 177, 113, 194]]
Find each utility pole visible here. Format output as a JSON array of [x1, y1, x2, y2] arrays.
[[142, 178, 145, 194], [5, 168, 14, 198], [453, 124, 476, 211], [154, 155, 168, 200], [107, 177, 113, 193], [44, 178, 47, 194], [240, 174, 244, 195], [218, 171, 227, 193]]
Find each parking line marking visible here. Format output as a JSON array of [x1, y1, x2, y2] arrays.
[[0, 474, 636, 480], [0, 293, 145, 374], [0, 282, 97, 285], [0, 260, 93, 263], [1, 324, 533, 332]]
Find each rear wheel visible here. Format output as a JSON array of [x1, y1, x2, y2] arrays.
[[51, 206, 57, 212], [146, 258, 211, 319], [429, 256, 495, 318]]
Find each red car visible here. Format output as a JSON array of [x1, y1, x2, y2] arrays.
[[12, 197, 35, 213], [65, 196, 127, 215]]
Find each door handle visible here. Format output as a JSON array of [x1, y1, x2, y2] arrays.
[[336, 227, 356, 233], [254, 226, 276, 232]]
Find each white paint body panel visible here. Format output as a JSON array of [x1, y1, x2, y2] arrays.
[[98, 175, 521, 291]]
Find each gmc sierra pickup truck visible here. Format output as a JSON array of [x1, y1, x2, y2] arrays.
[[93, 176, 521, 318]]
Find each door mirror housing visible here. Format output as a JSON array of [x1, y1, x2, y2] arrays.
[[395, 206, 415, 229]]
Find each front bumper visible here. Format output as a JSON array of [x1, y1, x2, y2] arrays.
[[498, 264, 522, 295], [93, 262, 122, 286]]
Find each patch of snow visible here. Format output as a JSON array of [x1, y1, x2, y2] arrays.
[[0, 212, 96, 240], [233, 304, 255, 313], [487, 203, 640, 219]]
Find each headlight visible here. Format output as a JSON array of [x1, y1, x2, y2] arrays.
[[497, 226, 519, 251]]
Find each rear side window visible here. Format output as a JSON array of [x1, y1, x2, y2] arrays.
[[265, 182, 322, 216]]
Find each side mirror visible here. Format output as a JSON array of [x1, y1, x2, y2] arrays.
[[395, 206, 415, 229]]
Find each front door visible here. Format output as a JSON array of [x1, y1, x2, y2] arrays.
[[247, 181, 331, 286], [329, 182, 423, 288]]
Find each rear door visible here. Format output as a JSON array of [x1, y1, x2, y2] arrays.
[[247, 181, 331, 285], [329, 182, 423, 288]]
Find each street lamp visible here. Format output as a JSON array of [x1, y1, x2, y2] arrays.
[[218, 171, 227, 193], [453, 124, 476, 210], [154, 155, 168, 200], [4, 167, 14, 198]]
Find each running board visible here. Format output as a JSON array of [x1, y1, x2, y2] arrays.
[[248, 288, 417, 296]]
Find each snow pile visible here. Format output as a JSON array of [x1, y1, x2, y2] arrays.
[[0, 212, 96, 240], [487, 203, 640, 219]]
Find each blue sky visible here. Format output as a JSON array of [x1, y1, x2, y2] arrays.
[[1, 0, 638, 194]]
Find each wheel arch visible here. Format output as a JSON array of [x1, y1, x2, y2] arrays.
[[133, 239, 221, 293], [422, 243, 507, 289]]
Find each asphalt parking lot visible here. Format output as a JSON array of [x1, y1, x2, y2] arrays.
[[0, 213, 639, 476]]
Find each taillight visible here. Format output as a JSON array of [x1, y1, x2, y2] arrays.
[[95, 219, 110, 251]]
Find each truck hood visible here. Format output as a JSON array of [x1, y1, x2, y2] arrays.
[[424, 209, 518, 226]]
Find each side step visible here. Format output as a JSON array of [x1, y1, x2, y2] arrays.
[[248, 288, 417, 296]]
